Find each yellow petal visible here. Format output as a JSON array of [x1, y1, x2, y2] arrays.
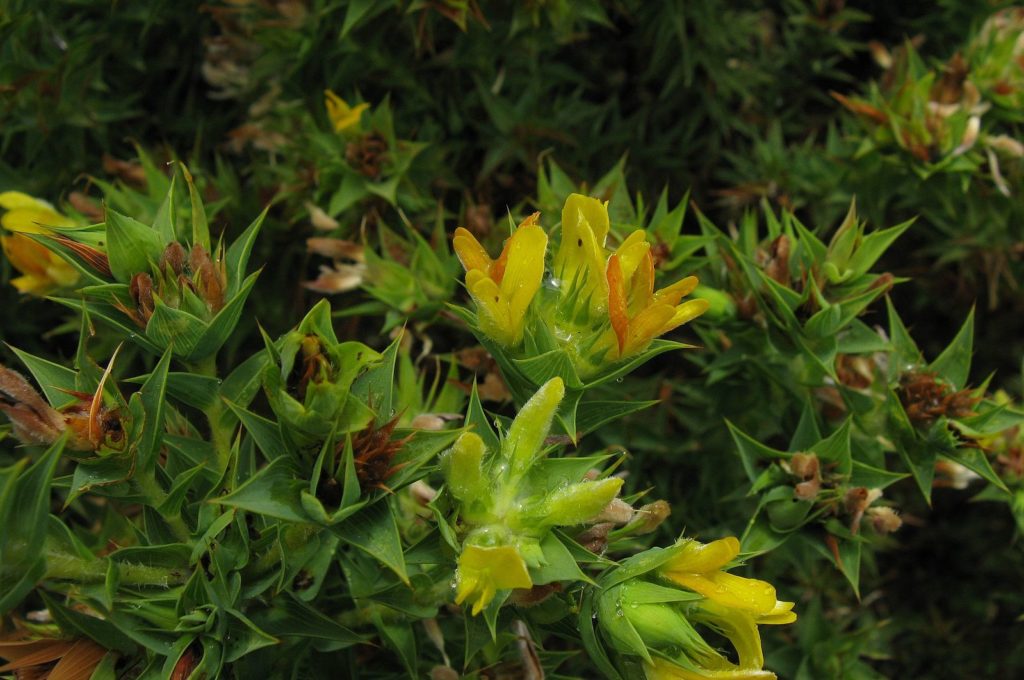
[[10, 275, 47, 295], [627, 249, 656, 316], [0, 191, 49, 210], [2, 206, 73, 234], [453, 227, 493, 274], [660, 299, 710, 334], [757, 600, 797, 625], [2, 233, 79, 295], [500, 221, 547, 322], [623, 303, 675, 356], [606, 254, 629, 355], [455, 544, 533, 616], [655, 275, 700, 306], [324, 89, 368, 132], [645, 658, 776, 680], [554, 194, 608, 303], [466, 270, 515, 346], [665, 537, 740, 574], [666, 571, 778, 615], [562, 193, 609, 248], [615, 229, 651, 281], [693, 600, 769, 671]]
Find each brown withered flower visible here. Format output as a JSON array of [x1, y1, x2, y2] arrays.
[[304, 237, 367, 295], [119, 242, 228, 328], [0, 364, 123, 452], [128, 272, 155, 326], [190, 244, 226, 312], [0, 631, 108, 680], [788, 452, 822, 500], [899, 370, 980, 424], [835, 354, 874, 390], [351, 415, 413, 493], [758, 234, 791, 286], [345, 132, 389, 179], [843, 486, 883, 534], [866, 506, 903, 534], [0, 365, 67, 447]]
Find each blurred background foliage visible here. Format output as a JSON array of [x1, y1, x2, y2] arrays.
[[3, 1, 1024, 678]]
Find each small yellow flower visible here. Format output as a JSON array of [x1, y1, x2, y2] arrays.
[[660, 537, 790, 616], [659, 537, 796, 673], [551, 194, 708, 359], [0, 191, 79, 295], [554, 193, 612, 308], [453, 213, 548, 347], [1, 191, 74, 234], [454, 544, 533, 615], [324, 90, 369, 133], [606, 247, 709, 358]]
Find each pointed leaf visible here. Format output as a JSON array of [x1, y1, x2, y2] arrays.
[[104, 208, 164, 282], [930, 308, 974, 389], [334, 502, 408, 584]]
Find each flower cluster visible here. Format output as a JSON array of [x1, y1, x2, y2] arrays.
[[442, 377, 624, 614], [595, 537, 796, 680], [5, 170, 265, 363], [454, 194, 708, 385]]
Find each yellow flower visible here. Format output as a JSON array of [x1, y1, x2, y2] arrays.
[[660, 537, 792, 617], [454, 544, 533, 615], [659, 537, 796, 673], [551, 194, 708, 359], [453, 213, 548, 347], [606, 245, 709, 358], [554, 193, 612, 308], [645, 657, 777, 680], [324, 90, 369, 133], [0, 192, 79, 295], [1, 191, 74, 234]]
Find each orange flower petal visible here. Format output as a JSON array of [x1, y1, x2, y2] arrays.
[[606, 254, 629, 354]]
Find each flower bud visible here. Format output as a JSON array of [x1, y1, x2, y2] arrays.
[[631, 500, 672, 535], [540, 477, 624, 526], [442, 432, 486, 502], [867, 506, 903, 534], [503, 377, 564, 477]]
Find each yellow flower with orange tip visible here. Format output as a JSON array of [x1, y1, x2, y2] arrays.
[[453, 213, 548, 347], [454, 544, 533, 616], [324, 90, 369, 133], [606, 245, 709, 359], [555, 193, 709, 360], [0, 191, 79, 295]]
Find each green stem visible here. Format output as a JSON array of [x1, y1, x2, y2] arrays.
[[248, 523, 319, 576], [26, 541, 190, 587], [191, 354, 235, 480], [135, 470, 191, 542]]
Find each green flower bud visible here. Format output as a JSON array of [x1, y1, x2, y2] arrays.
[[538, 477, 624, 527], [503, 376, 564, 478], [442, 432, 487, 502], [263, 301, 379, 442], [765, 495, 814, 531], [598, 581, 720, 667], [692, 284, 737, 321]]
